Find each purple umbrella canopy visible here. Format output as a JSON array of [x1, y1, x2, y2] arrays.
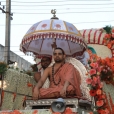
[[20, 11, 87, 58]]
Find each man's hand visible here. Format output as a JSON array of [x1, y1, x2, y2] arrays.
[[33, 86, 39, 100], [60, 86, 67, 97], [60, 81, 69, 97]]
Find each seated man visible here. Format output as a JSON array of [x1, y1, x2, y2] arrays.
[[33, 47, 82, 99], [34, 56, 51, 83]]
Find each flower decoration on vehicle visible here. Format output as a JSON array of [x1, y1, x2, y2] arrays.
[[86, 52, 110, 114], [100, 57, 114, 85], [100, 25, 114, 49]]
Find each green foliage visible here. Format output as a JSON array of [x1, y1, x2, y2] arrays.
[[103, 25, 112, 34], [25, 70, 32, 76], [0, 62, 7, 74], [93, 111, 98, 114]]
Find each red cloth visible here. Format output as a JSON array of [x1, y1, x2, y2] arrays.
[[39, 63, 82, 98]]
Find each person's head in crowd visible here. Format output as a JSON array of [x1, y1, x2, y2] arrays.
[[41, 56, 51, 69]]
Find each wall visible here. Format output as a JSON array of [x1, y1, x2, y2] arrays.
[[0, 44, 31, 71]]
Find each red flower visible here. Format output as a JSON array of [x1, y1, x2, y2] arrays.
[[64, 107, 72, 114], [86, 78, 92, 84], [53, 112, 61, 114], [0, 111, 10, 114], [91, 76, 98, 86], [98, 109, 105, 114], [96, 89, 102, 95], [96, 100, 104, 107], [101, 94, 106, 99], [93, 76, 98, 84], [97, 67, 101, 73], [89, 90, 96, 96], [89, 69, 96, 75], [90, 63, 98, 69], [112, 29, 114, 33], [107, 43, 112, 49], [112, 33, 114, 38], [27, 83, 33, 87], [10, 110, 22, 114], [104, 34, 111, 38], [32, 110, 38, 114], [104, 108, 110, 114]]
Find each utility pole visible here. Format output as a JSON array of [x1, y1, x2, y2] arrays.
[[4, 0, 11, 64], [0, 1, 13, 64]]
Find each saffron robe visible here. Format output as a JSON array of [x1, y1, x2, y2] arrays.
[[39, 63, 82, 98]]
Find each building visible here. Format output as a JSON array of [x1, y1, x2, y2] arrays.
[[0, 44, 31, 71]]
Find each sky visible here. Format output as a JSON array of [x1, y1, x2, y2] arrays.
[[0, 0, 114, 64]]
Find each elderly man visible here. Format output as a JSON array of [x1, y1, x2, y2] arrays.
[[33, 47, 82, 99]]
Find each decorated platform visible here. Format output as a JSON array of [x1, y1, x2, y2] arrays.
[[0, 9, 114, 114]]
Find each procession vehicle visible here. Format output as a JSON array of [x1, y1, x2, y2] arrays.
[[0, 10, 114, 114]]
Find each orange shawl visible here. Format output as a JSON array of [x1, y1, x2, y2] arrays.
[[39, 63, 82, 97]]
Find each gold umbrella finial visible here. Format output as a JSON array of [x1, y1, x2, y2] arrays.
[[51, 9, 59, 19]]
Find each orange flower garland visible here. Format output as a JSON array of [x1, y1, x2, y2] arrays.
[[86, 50, 109, 114], [100, 57, 114, 85], [102, 26, 114, 49]]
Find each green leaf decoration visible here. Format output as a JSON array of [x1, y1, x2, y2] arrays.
[[103, 25, 112, 34], [0, 62, 7, 74]]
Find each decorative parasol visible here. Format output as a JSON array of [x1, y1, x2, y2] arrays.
[[20, 9, 87, 58]]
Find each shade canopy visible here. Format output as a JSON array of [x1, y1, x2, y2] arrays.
[[20, 19, 87, 58]]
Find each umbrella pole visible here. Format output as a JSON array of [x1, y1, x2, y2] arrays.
[[51, 40, 57, 63]]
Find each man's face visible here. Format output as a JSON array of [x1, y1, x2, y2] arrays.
[[53, 49, 65, 63], [41, 57, 51, 69]]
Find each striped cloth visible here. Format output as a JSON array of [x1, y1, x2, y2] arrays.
[[79, 28, 114, 57]]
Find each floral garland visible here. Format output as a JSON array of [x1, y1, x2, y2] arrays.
[[100, 57, 114, 85], [100, 26, 114, 49], [86, 53, 109, 114]]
